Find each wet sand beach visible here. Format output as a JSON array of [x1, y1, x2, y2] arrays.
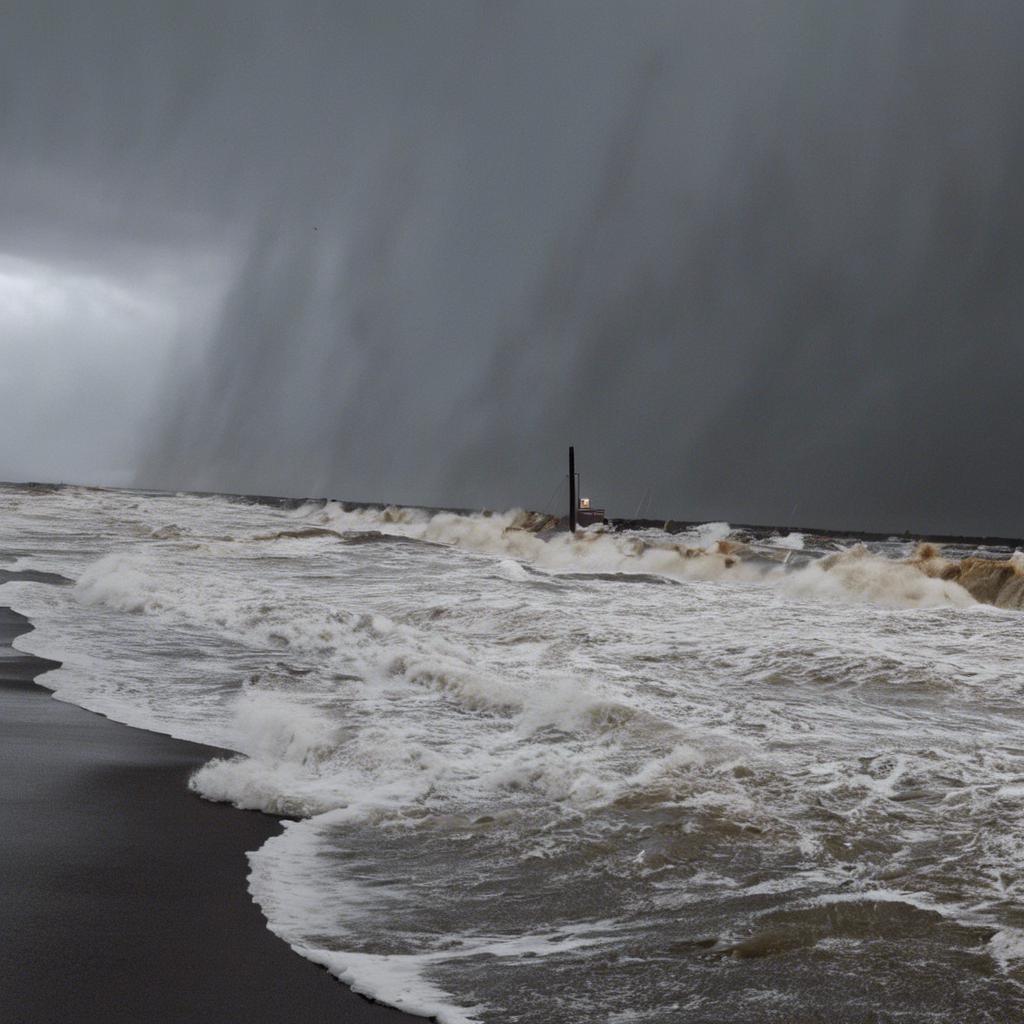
[[0, 600, 418, 1024]]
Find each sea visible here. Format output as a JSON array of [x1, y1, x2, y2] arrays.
[[3, 482, 1024, 1023]]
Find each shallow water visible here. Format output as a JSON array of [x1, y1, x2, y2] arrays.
[[3, 483, 1024, 1022]]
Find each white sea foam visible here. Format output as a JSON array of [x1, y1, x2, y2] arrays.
[[770, 531, 805, 550], [3, 485, 1024, 1020], [782, 546, 975, 608], [76, 552, 170, 613]]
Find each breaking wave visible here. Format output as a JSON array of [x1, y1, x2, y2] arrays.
[[277, 501, 1003, 610]]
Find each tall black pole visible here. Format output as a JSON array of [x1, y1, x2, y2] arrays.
[[568, 446, 577, 533]]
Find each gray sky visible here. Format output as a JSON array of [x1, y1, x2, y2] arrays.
[[3, 1, 1024, 535]]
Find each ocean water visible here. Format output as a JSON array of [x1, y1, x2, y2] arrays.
[[3, 483, 1024, 1023]]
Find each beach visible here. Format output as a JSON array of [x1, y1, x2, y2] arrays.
[[0, 598, 416, 1024]]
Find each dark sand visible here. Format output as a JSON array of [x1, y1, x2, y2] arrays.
[[0, 601, 419, 1024]]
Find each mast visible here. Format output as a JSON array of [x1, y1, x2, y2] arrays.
[[569, 445, 577, 533]]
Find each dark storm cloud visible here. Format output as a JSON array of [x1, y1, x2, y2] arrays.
[[4, 1, 1024, 534]]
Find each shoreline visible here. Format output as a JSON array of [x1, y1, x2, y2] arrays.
[[0, 595, 420, 1024]]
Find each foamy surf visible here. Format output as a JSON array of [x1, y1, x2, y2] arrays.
[[4, 483, 1024, 1021]]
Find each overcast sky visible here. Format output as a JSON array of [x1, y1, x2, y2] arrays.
[[3, 1, 1024, 535]]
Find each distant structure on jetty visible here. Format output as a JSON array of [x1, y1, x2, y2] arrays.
[[568, 446, 606, 530]]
